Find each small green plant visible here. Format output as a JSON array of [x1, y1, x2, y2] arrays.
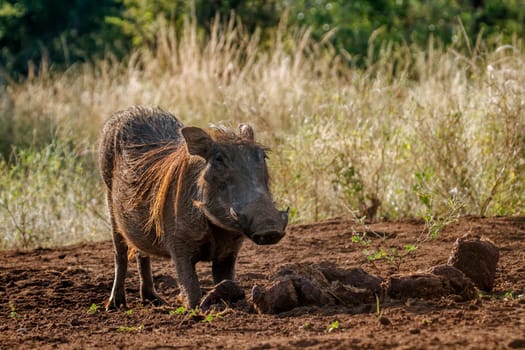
[[168, 305, 221, 323], [362, 242, 418, 273], [422, 197, 462, 240], [201, 312, 221, 323], [87, 303, 100, 315], [375, 294, 382, 318], [365, 248, 397, 264], [326, 320, 340, 333], [421, 319, 432, 326], [405, 244, 417, 253], [187, 307, 199, 318], [351, 231, 370, 246], [169, 306, 205, 319], [300, 322, 311, 329], [365, 248, 387, 262], [8, 301, 17, 318], [170, 306, 187, 315], [503, 291, 514, 300], [117, 324, 144, 332], [125, 309, 133, 315]]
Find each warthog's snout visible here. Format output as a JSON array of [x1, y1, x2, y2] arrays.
[[230, 207, 289, 245], [251, 230, 285, 245]]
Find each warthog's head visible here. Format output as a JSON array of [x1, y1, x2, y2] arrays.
[[182, 124, 288, 245]]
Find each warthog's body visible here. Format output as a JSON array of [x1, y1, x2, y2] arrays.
[[99, 106, 288, 309]]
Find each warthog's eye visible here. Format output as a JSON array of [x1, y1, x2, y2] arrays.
[[213, 152, 226, 166]]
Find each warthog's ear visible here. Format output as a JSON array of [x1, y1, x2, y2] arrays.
[[181, 127, 213, 159], [239, 124, 254, 141]]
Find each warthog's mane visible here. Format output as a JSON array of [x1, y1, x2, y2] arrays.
[[125, 127, 267, 239], [124, 141, 190, 238]]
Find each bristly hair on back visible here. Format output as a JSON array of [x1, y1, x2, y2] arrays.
[[207, 127, 270, 151]]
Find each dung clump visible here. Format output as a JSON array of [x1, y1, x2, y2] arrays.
[[428, 264, 478, 300], [251, 263, 381, 314], [252, 279, 299, 314], [384, 265, 477, 301], [448, 235, 499, 292]]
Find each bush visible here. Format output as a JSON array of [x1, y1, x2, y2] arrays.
[[0, 141, 107, 249], [0, 18, 523, 249]]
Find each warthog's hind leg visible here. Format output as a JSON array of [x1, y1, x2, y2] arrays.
[[106, 229, 128, 310], [137, 254, 166, 306], [106, 193, 128, 311]]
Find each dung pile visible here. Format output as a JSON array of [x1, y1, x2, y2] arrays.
[[250, 235, 499, 314], [251, 262, 381, 314]]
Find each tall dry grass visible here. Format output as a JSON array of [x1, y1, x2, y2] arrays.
[[0, 17, 524, 248]]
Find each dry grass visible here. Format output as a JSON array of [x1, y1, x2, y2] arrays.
[[0, 17, 524, 248]]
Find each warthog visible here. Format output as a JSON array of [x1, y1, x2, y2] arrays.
[[99, 106, 288, 309]]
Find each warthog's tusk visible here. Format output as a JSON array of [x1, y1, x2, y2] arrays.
[[279, 207, 290, 225], [230, 207, 240, 222]]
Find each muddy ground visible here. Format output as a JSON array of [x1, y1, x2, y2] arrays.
[[1, 216, 524, 349]]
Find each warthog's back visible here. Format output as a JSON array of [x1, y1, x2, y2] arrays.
[[98, 106, 184, 189]]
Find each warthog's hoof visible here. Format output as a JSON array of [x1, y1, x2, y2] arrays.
[[141, 292, 167, 307], [105, 297, 127, 311], [199, 280, 245, 311]]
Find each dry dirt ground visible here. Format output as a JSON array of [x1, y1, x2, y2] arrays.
[[1, 216, 525, 349]]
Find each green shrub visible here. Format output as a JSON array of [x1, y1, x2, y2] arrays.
[[0, 141, 107, 249]]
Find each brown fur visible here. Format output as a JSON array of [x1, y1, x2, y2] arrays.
[[124, 143, 190, 238]]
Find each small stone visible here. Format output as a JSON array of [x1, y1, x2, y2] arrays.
[[508, 338, 525, 349], [468, 304, 479, 311], [378, 316, 391, 325]]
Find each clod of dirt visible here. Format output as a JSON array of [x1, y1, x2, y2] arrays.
[[251, 263, 381, 314], [385, 273, 448, 299], [378, 316, 391, 326], [447, 235, 499, 292], [428, 264, 478, 300], [508, 338, 525, 349], [328, 280, 376, 306], [384, 265, 477, 301], [199, 279, 245, 311], [252, 279, 299, 314], [318, 261, 383, 294]]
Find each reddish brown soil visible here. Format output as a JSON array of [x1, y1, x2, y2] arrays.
[[1, 216, 525, 349]]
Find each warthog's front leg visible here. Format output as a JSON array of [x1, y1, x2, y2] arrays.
[[212, 254, 237, 284], [173, 254, 201, 308]]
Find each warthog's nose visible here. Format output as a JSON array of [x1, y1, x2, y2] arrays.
[[251, 231, 284, 245]]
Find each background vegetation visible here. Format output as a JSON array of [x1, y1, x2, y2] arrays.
[[1, 1, 524, 249]]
